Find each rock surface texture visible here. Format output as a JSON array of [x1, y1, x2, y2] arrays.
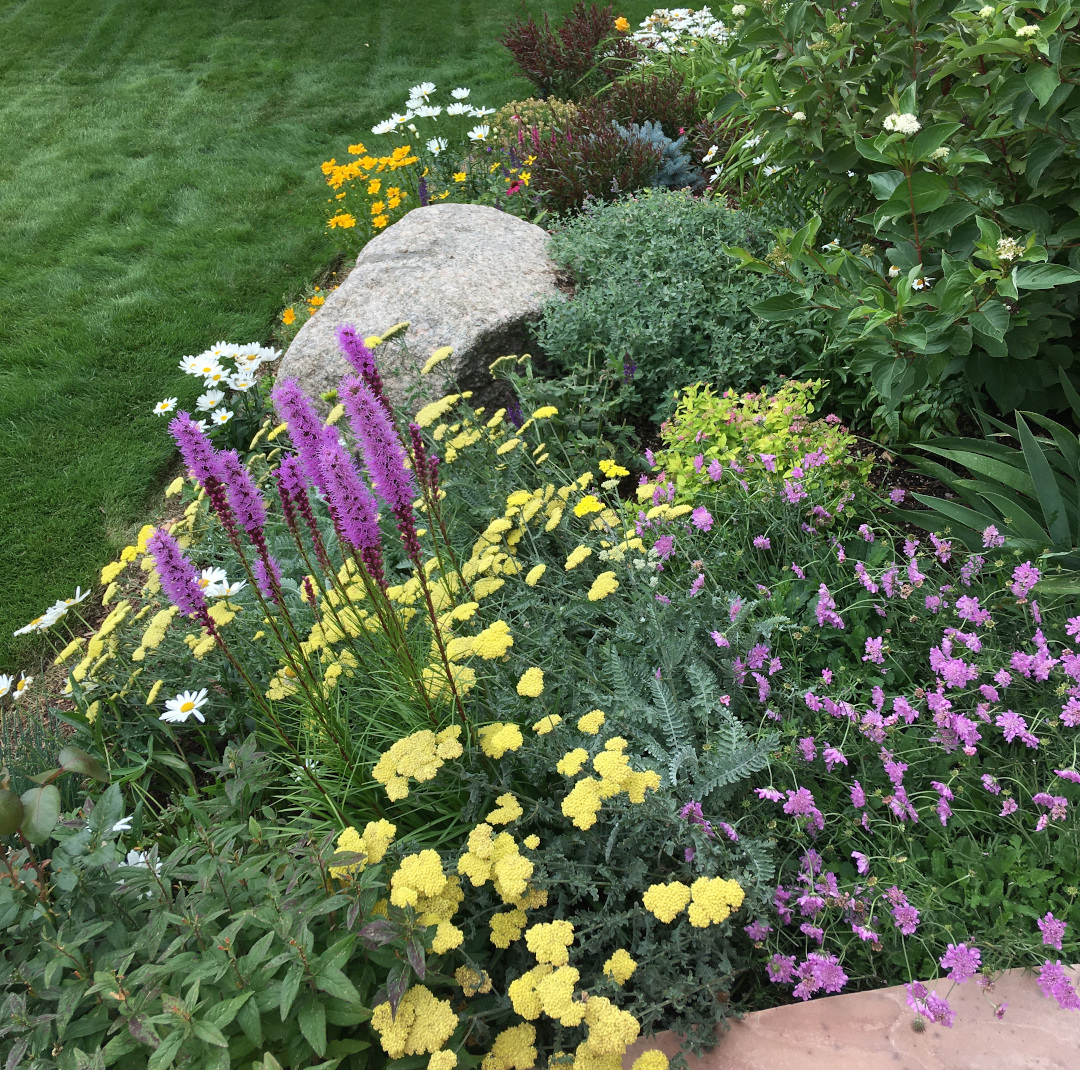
[[277, 203, 564, 411], [623, 965, 1080, 1069]]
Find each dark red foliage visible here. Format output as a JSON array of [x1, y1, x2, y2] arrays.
[[499, 1, 639, 101], [529, 114, 664, 215], [582, 72, 706, 140]]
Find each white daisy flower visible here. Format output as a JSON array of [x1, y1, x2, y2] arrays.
[[371, 119, 398, 135], [451, 87, 470, 99], [888, 265, 901, 278], [197, 389, 225, 411], [190, 357, 225, 379], [112, 816, 133, 832], [210, 409, 233, 426], [222, 580, 247, 598], [414, 105, 442, 119], [467, 124, 490, 142], [406, 123, 418, 133], [406, 97, 426, 112], [389, 111, 412, 125], [180, 354, 207, 374], [12, 674, 33, 701], [52, 587, 90, 610], [196, 567, 228, 594], [427, 137, 448, 154], [912, 275, 934, 291], [469, 106, 496, 118], [410, 81, 436, 100], [822, 238, 841, 252], [258, 345, 281, 363], [0, 674, 12, 698], [160, 688, 209, 724], [13, 605, 66, 636], [208, 341, 239, 360], [153, 398, 178, 416], [227, 374, 256, 392], [191, 418, 210, 432], [446, 102, 471, 116], [763, 165, 780, 176], [203, 368, 230, 388], [702, 144, 719, 163], [752, 154, 767, 165], [122, 848, 162, 875]]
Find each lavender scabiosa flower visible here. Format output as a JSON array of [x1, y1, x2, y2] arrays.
[[939, 942, 981, 983], [271, 379, 332, 494], [318, 432, 385, 585], [1038, 912, 1068, 951], [146, 529, 213, 629]]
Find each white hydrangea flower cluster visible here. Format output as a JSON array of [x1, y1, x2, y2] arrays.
[[631, 7, 730, 55], [883, 112, 922, 136]]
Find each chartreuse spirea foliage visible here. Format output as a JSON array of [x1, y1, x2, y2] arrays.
[[646, 379, 872, 514], [712, 0, 1080, 440]]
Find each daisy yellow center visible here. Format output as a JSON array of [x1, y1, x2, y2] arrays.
[[180, 700, 195, 712]]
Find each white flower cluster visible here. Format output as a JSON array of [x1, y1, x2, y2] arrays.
[[883, 112, 922, 136], [153, 341, 280, 424], [631, 7, 730, 54], [370, 84, 495, 137], [1015, 23, 1039, 37], [13, 586, 90, 636]]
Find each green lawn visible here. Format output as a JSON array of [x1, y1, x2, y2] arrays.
[[0, 0, 658, 671]]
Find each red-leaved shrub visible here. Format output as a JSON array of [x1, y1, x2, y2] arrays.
[[500, 1, 638, 101]]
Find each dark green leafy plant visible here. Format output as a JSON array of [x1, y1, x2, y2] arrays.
[[898, 370, 1080, 568], [537, 189, 816, 422], [713, 0, 1080, 439]]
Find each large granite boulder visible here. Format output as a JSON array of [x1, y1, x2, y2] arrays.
[[277, 203, 565, 410]]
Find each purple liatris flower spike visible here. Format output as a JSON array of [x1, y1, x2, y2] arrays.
[[218, 450, 267, 537], [336, 325, 391, 415], [252, 555, 283, 601], [318, 432, 385, 584], [170, 411, 224, 489], [271, 379, 332, 494], [146, 529, 211, 625], [340, 375, 415, 514]]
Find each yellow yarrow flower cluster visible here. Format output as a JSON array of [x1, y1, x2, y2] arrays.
[[478, 722, 524, 758], [532, 714, 562, 734], [598, 459, 630, 479], [573, 494, 603, 517], [564, 545, 592, 570], [458, 823, 533, 902], [489, 907, 528, 947], [642, 881, 691, 923], [524, 563, 547, 587], [602, 949, 637, 986], [372, 726, 463, 801], [687, 876, 745, 927], [560, 737, 661, 830], [573, 996, 640, 1070], [630, 1053, 669, 1070], [509, 964, 584, 1026], [516, 666, 544, 697], [587, 571, 620, 602], [486, 793, 524, 825], [525, 920, 575, 965], [370, 985, 457, 1058], [482, 1024, 537, 1070], [455, 966, 493, 996], [577, 709, 605, 734], [329, 819, 397, 878], [390, 850, 447, 908]]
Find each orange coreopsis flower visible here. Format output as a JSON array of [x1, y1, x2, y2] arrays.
[[282, 307, 296, 325], [614, 16, 630, 32]]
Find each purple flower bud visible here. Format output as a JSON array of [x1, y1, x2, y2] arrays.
[[170, 411, 224, 489], [218, 449, 267, 537], [271, 379, 332, 494], [146, 529, 211, 625]]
